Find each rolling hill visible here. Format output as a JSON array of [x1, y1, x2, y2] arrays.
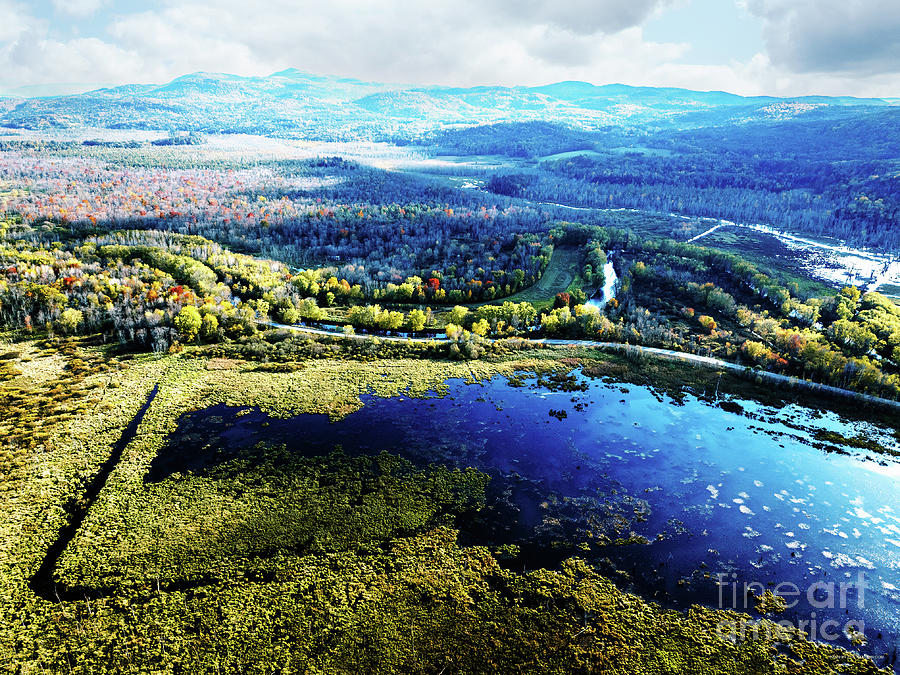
[[0, 69, 892, 139]]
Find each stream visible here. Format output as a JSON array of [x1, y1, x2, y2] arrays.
[[586, 257, 618, 309]]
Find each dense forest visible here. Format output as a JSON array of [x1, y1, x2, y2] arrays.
[[0, 152, 552, 303], [456, 112, 900, 250], [429, 121, 595, 158], [1, 128, 899, 398], [3, 202, 898, 398]]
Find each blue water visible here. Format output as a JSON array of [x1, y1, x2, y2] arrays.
[[158, 371, 900, 667]]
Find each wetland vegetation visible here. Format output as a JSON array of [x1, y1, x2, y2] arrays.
[[1, 331, 897, 673], [1, 84, 899, 673]]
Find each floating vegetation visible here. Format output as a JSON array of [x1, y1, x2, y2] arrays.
[[813, 429, 900, 457], [719, 400, 744, 414], [755, 589, 788, 616]]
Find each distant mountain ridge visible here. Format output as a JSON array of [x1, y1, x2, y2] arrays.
[[0, 69, 893, 138]]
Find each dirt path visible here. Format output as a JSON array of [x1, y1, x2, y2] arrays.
[[264, 321, 900, 411]]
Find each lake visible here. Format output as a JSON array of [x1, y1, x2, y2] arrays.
[[154, 370, 900, 668]]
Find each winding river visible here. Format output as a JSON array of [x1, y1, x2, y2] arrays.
[[534, 200, 900, 295]]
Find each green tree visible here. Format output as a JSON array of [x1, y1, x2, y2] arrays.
[[200, 313, 219, 341], [298, 298, 325, 321], [742, 340, 769, 363], [57, 308, 83, 335], [278, 306, 299, 325], [174, 306, 202, 342], [395, 282, 415, 301], [449, 305, 469, 326], [376, 310, 404, 331], [471, 319, 489, 336], [406, 309, 427, 332]]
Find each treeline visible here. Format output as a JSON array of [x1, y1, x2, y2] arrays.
[[429, 122, 594, 158], [504, 160, 900, 251], [0, 232, 273, 352], [597, 227, 900, 399], [4, 218, 898, 398], [150, 133, 204, 147], [0, 225, 544, 353]]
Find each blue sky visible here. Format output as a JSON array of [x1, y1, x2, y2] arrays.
[[1, 0, 899, 97], [644, 0, 765, 65]]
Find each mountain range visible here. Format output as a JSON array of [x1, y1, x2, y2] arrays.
[[0, 68, 895, 139]]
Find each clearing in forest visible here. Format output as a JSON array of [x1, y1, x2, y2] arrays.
[[490, 246, 582, 308]]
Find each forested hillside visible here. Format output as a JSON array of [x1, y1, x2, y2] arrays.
[[3, 70, 897, 249], [480, 111, 900, 249]]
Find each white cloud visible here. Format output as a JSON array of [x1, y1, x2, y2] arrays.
[[745, 0, 900, 75], [100, 1, 692, 87], [0, 1, 42, 43], [482, 0, 676, 35], [51, 0, 109, 18], [6, 36, 148, 86], [0, 0, 898, 98]]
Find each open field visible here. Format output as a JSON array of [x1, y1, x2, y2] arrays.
[[485, 246, 583, 310], [700, 227, 839, 298]]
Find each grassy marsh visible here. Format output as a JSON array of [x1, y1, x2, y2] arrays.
[[0, 336, 890, 673]]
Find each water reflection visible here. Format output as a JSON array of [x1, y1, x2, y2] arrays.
[[157, 371, 900, 666]]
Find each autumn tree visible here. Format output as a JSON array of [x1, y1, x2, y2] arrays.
[[698, 315, 717, 334], [174, 306, 202, 342], [406, 309, 427, 332]]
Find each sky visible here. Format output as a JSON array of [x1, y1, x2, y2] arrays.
[[1, 0, 899, 98]]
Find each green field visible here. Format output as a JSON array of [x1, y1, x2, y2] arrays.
[[487, 246, 584, 309]]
